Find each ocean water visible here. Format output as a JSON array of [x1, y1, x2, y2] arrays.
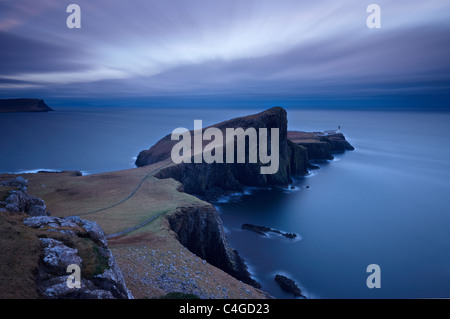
[[1, 107, 450, 299]]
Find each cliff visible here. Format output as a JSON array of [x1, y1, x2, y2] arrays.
[[0, 98, 54, 113], [287, 131, 354, 160], [167, 204, 260, 288], [137, 107, 310, 199]]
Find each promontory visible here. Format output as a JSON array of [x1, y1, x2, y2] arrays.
[[0, 98, 54, 113]]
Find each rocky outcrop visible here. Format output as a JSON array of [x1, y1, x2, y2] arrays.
[[24, 215, 133, 299], [274, 274, 306, 298], [0, 98, 54, 113], [0, 177, 49, 216], [167, 204, 261, 289], [1, 177, 132, 299], [241, 224, 297, 239], [139, 107, 309, 199], [287, 131, 354, 160]]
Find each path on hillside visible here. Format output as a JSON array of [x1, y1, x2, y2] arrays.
[[76, 162, 172, 217], [69, 162, 173, 237]]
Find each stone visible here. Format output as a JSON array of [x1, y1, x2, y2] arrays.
[[0, 176, 28, 188], [22, 214, 133, 299]]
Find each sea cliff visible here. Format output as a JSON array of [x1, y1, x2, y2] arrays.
[[137, 107, 311, 199]]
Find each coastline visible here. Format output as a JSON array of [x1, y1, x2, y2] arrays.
[[0, 107, 353, 299]]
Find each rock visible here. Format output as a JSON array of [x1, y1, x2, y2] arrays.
[[23, 216, 59, 228], [22, 214, 133, 299], [40, 238, 82, 269], [0, 176, 28, 188], [241, 223, 297, 239], [81, 219, 108, 248], [274, 274, 305, 298], [1, 179, 49, 216]]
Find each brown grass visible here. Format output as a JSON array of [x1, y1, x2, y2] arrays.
[[0, 160, 270, 299], [0, 212, 41, 299]]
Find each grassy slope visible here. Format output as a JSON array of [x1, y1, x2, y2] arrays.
[[0, 160, 269, 299], [0, 213, 41, 298]]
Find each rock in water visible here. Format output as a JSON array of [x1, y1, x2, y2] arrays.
[[274, 274, 305, 298]]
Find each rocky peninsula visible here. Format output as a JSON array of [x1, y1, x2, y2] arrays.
[[0, 106, 353, 299], [135, 106, 354, 290], [0, 98, 54, 113]]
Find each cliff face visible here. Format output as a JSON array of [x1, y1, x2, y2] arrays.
[[0, 99, 54, 113], [166, 204, 260, 288], [138, 107, 309, 198]]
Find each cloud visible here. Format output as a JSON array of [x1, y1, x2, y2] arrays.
[[0, 0, 449, 105]]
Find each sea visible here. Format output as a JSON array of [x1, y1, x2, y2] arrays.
[[1, 106, 450, 299]]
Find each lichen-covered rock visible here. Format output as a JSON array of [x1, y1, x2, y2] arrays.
[[40, 238, 82, 269], [0, 176, 28, 188], [1, 178, 49, 216], [23, 215, 133, 299]]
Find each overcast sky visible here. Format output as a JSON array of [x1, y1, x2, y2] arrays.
[[0, 0, 449, 108]]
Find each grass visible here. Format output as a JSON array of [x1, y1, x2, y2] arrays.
[[0, 212, 41, 298]]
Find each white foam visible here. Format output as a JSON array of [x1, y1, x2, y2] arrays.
[[6, 168, 60, 174]]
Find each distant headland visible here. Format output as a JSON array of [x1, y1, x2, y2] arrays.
[[0, 99, 54, 113]]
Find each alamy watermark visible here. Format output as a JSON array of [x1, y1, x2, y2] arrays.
[[366, 264, 381, 288], [170, 120, 280, 175], [66, 264, 81, 289], [66, 4, 381, 29]]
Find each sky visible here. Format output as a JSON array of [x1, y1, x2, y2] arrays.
[[0, 0, 449, 109]]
